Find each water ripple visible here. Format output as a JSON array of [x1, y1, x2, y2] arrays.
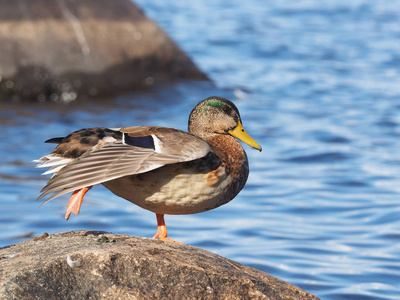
[[281, 152, 353, 163]]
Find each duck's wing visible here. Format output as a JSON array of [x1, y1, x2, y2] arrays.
[[37, 126, 210, 203]]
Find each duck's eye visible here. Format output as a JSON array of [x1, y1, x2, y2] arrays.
[[222, 106, 232, 114]]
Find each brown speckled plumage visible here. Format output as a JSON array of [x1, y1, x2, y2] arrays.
[[51, 128, 122, 158]]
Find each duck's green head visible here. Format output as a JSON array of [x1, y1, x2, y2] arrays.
[[188, 96, 262, 151]]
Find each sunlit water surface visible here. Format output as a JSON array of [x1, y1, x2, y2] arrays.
[[1, 1, 400, 299]]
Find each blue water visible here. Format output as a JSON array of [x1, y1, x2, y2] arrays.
[[1, 0, 400, 299]]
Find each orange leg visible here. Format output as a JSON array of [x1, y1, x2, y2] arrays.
[[153, 214, 182, 244], [65, 186, 92, 221]]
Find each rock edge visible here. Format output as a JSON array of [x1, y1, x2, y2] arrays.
[[0, 230, 319, 300]]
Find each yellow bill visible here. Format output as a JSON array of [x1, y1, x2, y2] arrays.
[[229, 120, 262, 151]]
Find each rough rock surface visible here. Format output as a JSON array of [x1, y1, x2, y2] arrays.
[[0, 230, 319, 300], [0, 0, 208, 102]]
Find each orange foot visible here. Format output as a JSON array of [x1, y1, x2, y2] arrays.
[[65, 186, 92, 221], [153, 214, 183, 244]]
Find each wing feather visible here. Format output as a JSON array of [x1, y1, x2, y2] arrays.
[[38, 128, 210, 203]]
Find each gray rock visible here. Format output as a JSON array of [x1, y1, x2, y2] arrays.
[[0, 230, 319, 300], [0, 0, 209, 102]]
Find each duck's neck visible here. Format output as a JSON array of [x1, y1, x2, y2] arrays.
[[207, 134, 249, 182]]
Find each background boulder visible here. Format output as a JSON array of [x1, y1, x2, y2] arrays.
[[0, 0, 209, 102]]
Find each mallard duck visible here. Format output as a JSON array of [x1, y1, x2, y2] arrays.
[[35, 96, 262, 242]]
